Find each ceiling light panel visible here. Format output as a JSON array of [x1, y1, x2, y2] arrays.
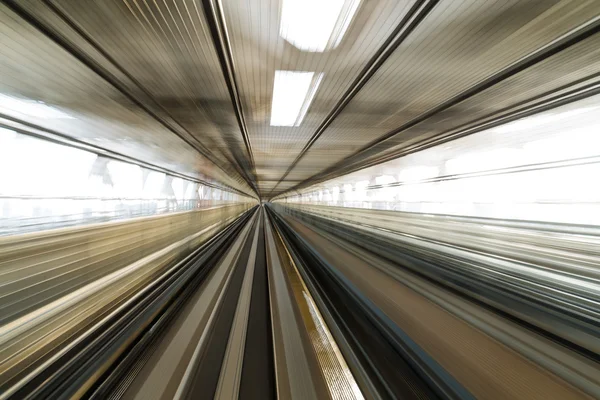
[[270, 71, 323, 127], [221, 0, 417, 192], [280, 0, 360, 52]]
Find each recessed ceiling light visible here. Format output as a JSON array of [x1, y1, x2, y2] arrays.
[[270, 70, 323, 127], [280, 0, 361, 52]]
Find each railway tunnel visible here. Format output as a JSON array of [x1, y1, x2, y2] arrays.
[[1, 0, 600, 399]]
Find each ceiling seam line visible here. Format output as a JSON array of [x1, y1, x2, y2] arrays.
[[340, 77, 600, 175], [279, 76, 600, 196], [201, 0, 259, 195], [278, 14, 600, 197], [41, 0, 254, 192], [3, 0, 252, 194]]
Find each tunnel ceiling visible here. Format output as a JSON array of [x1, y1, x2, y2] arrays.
[[2, 0, 600, 199]]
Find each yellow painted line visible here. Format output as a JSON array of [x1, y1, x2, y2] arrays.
[[273, 226, 364, 400]]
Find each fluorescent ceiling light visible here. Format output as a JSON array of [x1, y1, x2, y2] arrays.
[[280, 0, 361, 52], [0, 94, 74, 119], [270, 70, 323, 126]]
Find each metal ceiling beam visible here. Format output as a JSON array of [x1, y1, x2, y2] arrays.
[[337, 75, 600, 175], [277, 13, 600, 199], [3, 0, 256, 196], [201, 0, 259, 195], [278, 73, 600, 198], [267, 0, 440, 197]]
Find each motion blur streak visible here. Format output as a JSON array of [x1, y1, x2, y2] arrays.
[[1, 0, 600, 399]]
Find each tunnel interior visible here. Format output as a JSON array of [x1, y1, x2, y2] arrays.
[[1, 1, 600, 399]]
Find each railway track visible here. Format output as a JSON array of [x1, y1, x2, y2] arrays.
[[2, 205, 598, 399]]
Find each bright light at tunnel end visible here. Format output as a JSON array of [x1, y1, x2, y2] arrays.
[[270, 70, 323, 127]]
